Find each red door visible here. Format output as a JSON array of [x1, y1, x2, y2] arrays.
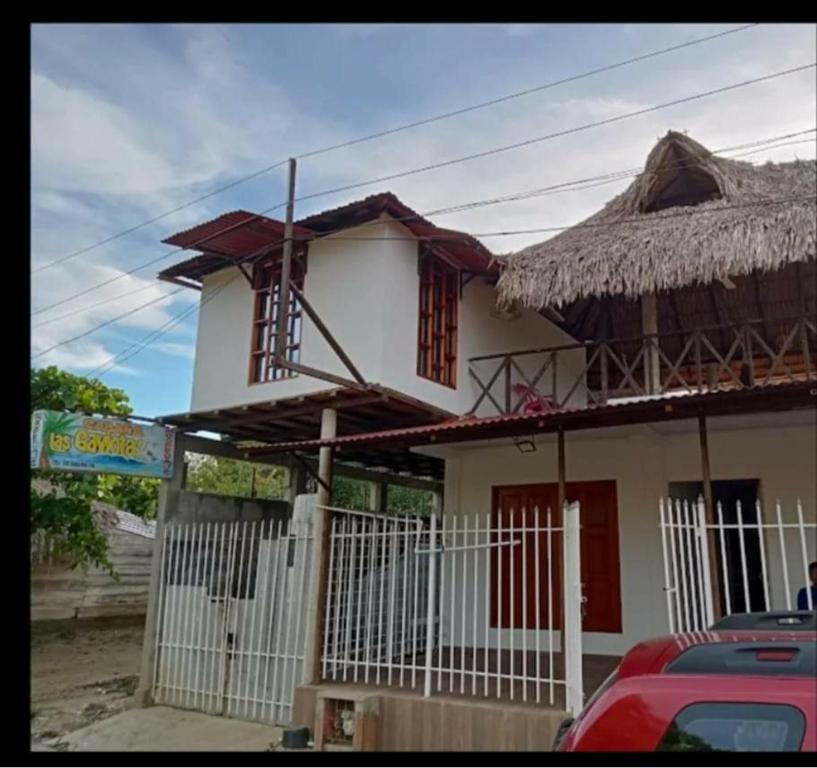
[[491, 481, 622, 633]]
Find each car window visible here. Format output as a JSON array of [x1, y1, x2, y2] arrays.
[[656, 703, 805, 752]]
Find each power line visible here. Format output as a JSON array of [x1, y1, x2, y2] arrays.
[[31, 288, 184, 361], [30, 203, 286, 317], [87, 272, 241, 379], [292, 63, 816, 206], [32, 23, 758, 275], [31, 62, 814, 319], [31, 127, 815, 327], [59, 192, 815, 375], [31, 282, 169, 329]]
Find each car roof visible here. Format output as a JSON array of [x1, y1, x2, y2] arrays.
[[618, 629, 817, 679]]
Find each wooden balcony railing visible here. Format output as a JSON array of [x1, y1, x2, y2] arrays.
[[467, 315, 817, 417]]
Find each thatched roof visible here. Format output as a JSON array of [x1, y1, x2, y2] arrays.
[[497, 131, 816, 310]]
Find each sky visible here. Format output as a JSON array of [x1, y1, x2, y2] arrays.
[[30, 23, 817, 418]]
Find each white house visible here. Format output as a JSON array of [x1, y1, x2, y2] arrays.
[[153, 134, 816, 741]]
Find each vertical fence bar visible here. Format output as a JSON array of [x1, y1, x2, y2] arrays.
[[387, 520, 398, 686], [423, 513, 438, 698], [400, 517, 410, 687], [229, 520, 249, 716], [497, 507, 503, 700], [509, 507, 516, 701], [208, 522, 225, 713], [776, 501, 792, 610], [676, 500, 692, 632], [436, 513, 446, 692], [279, 521, 298, 723], [169, 523, 185, 705], [259, 519, 279, 722], [355, 518, 367, 684], [322, 516, 337, 680], [178, 523, 193, 705], [755, 500, 771, 612], [193, 523, 208, 711], [796, 500, 813, 610], [547, 508, 554, 706], [696, 498, 715, 628], [365, 517, 377, 685], [563, 502, 583, 718], [332, 516, 346, 679], [249, 520, 266, 721], [484, 510, 490, 698], [343, 518, 358, 682], [691, 501, 708, 629], [472, 514, 479, 696], [216, 523, 237, 714], [666, 501, 683, 632], [377, 516, 386, 685], [659, 499, 675, 633], [460, 514, 468, 694], [448, 516, 456, 693], [736, 501, 751, 613], [240, 521, 257, 717], [190, 523, 204, 709], [269, 521, 289, 723], [412, 520, 422, 690], [683, 500, 700, 631], [716, 501, 732, 617]]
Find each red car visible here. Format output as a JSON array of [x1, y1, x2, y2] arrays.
[[554, 612, 817, 752]]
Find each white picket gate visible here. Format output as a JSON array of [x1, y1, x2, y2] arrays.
[[659, 497, 816, 633], [151, 516, 314, 725], [320, 502, 585, 716]]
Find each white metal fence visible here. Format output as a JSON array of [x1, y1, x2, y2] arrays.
[[152, 517, 313, 725], [659, 497, 816, 633], [321, 503, 584, 715]]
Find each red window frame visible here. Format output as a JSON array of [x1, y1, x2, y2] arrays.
[[417, 251, 458, 388], [248, 254, 305, 385]]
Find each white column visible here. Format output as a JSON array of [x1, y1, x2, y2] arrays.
[[563, 501, 584, 718], [136, 432, 186, 706]]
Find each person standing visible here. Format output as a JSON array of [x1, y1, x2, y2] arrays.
[[796, 561, 817, 610]]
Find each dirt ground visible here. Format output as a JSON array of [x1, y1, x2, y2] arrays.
[[30, 616, 145, 750]]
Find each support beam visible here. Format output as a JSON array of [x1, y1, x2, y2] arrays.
[[369, 480, 388, 514], [136, 432, 186, 706], [275, 359, 368, 391], [641, 292, 660, 394], [698, 412, 723, 620], [304, 408, 337, 685], [288, 284, 367, 386]]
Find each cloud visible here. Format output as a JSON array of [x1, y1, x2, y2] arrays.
[[30, 22, 817, 388]]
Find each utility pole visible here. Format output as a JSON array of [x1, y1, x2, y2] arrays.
[[275, 158, 297, 365]]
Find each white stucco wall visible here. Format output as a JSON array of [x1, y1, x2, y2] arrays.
[[430, 411, 816, 657], [189, 214, 578, 415]]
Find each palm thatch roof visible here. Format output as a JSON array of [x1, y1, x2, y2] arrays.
[[497, 131, 816, 311]]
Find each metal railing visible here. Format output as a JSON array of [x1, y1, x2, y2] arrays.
[[321, 503, 584, 715], [152, 518, 314, 725], [659, 497, 816, 634], [468, 315, 817, 416]]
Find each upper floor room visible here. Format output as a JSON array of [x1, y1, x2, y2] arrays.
[[158, 192, 583, 420]]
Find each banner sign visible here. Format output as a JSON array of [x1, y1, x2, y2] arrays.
[[30, 410, 176, 479]]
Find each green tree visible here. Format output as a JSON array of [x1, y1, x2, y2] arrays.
[[30, 366, 161, 572], [186, 455, 288, 500]]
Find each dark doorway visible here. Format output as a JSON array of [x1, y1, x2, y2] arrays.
[[668, 479, 765, 615]]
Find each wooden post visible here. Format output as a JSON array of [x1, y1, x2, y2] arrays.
[[698, 412, 723, 621], [136, 432, 186, 706], [641, 292, 660, 395], [304, 408, 337, 685], [369, 481, 388, 514], [274, 158, 297, 365]]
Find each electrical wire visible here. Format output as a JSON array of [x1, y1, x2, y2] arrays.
[[32, 23, 758, 274]]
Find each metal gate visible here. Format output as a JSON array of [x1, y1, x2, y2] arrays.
[[659, 497, 816, 633], [320, 502, 584, 716], [151, 516, 313, 725]]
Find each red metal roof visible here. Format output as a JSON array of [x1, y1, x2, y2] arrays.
[[159, 193, 496, 285], [298, 192, 495, 273], [243, 380, 816, 455]]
